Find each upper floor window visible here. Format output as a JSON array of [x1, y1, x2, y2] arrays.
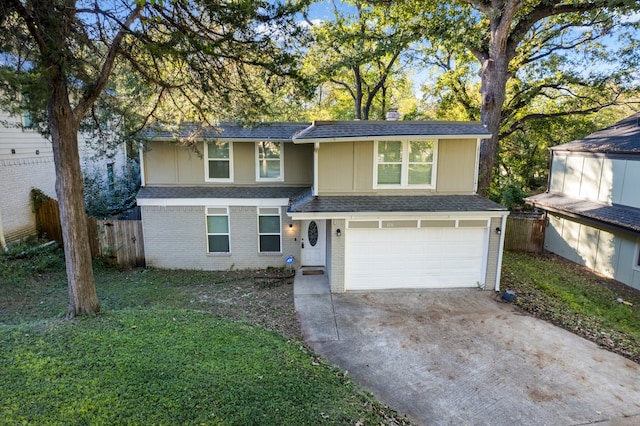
[[205, 141, 233, 182], [256, 141, 283, 181], [375, 140, 435, 188], [22, 110, 35, 131]]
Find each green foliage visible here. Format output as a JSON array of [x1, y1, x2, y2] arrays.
[[83, 160, 140, 218], [0, 309, 400, 424]]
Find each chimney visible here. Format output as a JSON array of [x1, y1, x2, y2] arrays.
[[385, 108, 400, 121]]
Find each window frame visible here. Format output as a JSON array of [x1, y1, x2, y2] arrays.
[[205, 140, 234, 182], [257, 207, 282, 254], [206, 207, 231, 254], [255, 141, 284, 182], [373, 139, 437, 189], [634, 238, 640, 271]]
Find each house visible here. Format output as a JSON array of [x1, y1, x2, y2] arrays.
[[137, 120, 509, 292], [527, 113, 640, 291], [0, 109, 130, 247], [0, 110, 56, 246]]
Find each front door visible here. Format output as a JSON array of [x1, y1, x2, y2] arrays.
[[300, 220, 326, 266]]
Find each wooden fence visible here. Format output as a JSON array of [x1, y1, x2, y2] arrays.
[[504, 213, 546, 253], [35, 197, 145, 268]]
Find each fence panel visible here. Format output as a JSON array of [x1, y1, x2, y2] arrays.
[[505, 214, 546, 253], [95, 219, 145, 268], [34, 195, 144, 268], [35, 198, 63, 244]]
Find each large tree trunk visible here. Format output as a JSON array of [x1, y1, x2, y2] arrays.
[[477, 55, 508, 195], [475, 3, 516, 196], [48, 82, 100, 318]]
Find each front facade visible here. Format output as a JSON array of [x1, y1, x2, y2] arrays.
[[527, 113, 640, 291], [138, 121, 509, 292]]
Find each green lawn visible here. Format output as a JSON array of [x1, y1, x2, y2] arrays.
[[0, 242, 409, 425], [501, 251, 640, 363]]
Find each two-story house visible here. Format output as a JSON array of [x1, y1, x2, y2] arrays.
[[527, 113, 640, 291], [137, 120, 509, 292]]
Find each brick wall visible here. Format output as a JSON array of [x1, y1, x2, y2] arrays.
[[141, 204, 300, 271], [0, 157, 56, 243]]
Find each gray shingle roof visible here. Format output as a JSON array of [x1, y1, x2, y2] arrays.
[[526, 192, 640, 233], [293, 120, 490, 141], [137, 186, 308, 199], [289, 194, 507, 214], [141, 120, 490, 142], [142, 122, 311, 141], [551, 113, 640, 154]]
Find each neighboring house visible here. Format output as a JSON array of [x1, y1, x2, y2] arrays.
[[527, 113, 640, 291], [0, 110, 56, 245], [0, 109, 130, 245], [138, 120, 509, 292]]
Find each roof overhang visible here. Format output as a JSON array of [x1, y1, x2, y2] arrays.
[[287, 210, 509, 220], [291, 134, 489, 144]]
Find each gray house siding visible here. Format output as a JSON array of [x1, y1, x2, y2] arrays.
[[545, 213, 640, 291]]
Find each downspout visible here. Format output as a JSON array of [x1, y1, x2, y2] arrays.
[[139, 141, 146, 187], [473, 138, 481, 193], [313, 142, 319, 196], [494, 214, 508, 292]]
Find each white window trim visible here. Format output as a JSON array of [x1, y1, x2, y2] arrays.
[[634, 238, 640, 271], [204, 141, 234, 183], [257, 207, 282, 254], [206, 207, 231, 254], [255, 141, 284, 182], [373, 139, 437, 189]]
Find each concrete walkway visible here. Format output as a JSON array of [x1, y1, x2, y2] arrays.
[[293, 269, 640, 426]]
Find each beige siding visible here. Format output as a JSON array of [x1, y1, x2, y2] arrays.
[[144, 140, 312, 186], [484, 217, 503, 290], [436, 139, 477, 193], [318, 142, 358, 193], [144, 142, 179, 184], [329, 219, 346, 292], [317, 139, 478, 195], [285, 143, 314, 185]]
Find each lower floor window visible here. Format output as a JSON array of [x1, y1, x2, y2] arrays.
[[206, 207, 230, 253], [258, 207, 281, 253]]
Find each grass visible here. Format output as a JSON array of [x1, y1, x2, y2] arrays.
[[0, 241, 409, 425], [501, 250, 640, 363]]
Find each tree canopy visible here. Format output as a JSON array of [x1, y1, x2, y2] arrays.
[[0, 0, 310, 316]]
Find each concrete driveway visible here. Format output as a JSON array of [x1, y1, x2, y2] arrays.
[[294, 271, 640, 426]]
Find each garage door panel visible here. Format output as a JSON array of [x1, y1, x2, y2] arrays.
[[345, 227, 486, 290]]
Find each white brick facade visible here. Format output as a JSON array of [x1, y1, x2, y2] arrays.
[[141, 205, 300, 270], [0, 157, 56, 242]]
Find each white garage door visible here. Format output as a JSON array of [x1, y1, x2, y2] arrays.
[[345, 227, 487, 290]]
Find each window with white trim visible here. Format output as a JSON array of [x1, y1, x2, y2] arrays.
[[635, 239, 640, 270], [256, 141, 283, 181], [257, 207, 281, 253], [205, 141, 233, 181], [206, 207, 230, 253], [375, 140, 435, 187]]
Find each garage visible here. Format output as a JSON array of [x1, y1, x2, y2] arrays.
[[344, 221, 488, 290]]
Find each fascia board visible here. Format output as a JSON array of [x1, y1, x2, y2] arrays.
[[137, 198, 290, 207]]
